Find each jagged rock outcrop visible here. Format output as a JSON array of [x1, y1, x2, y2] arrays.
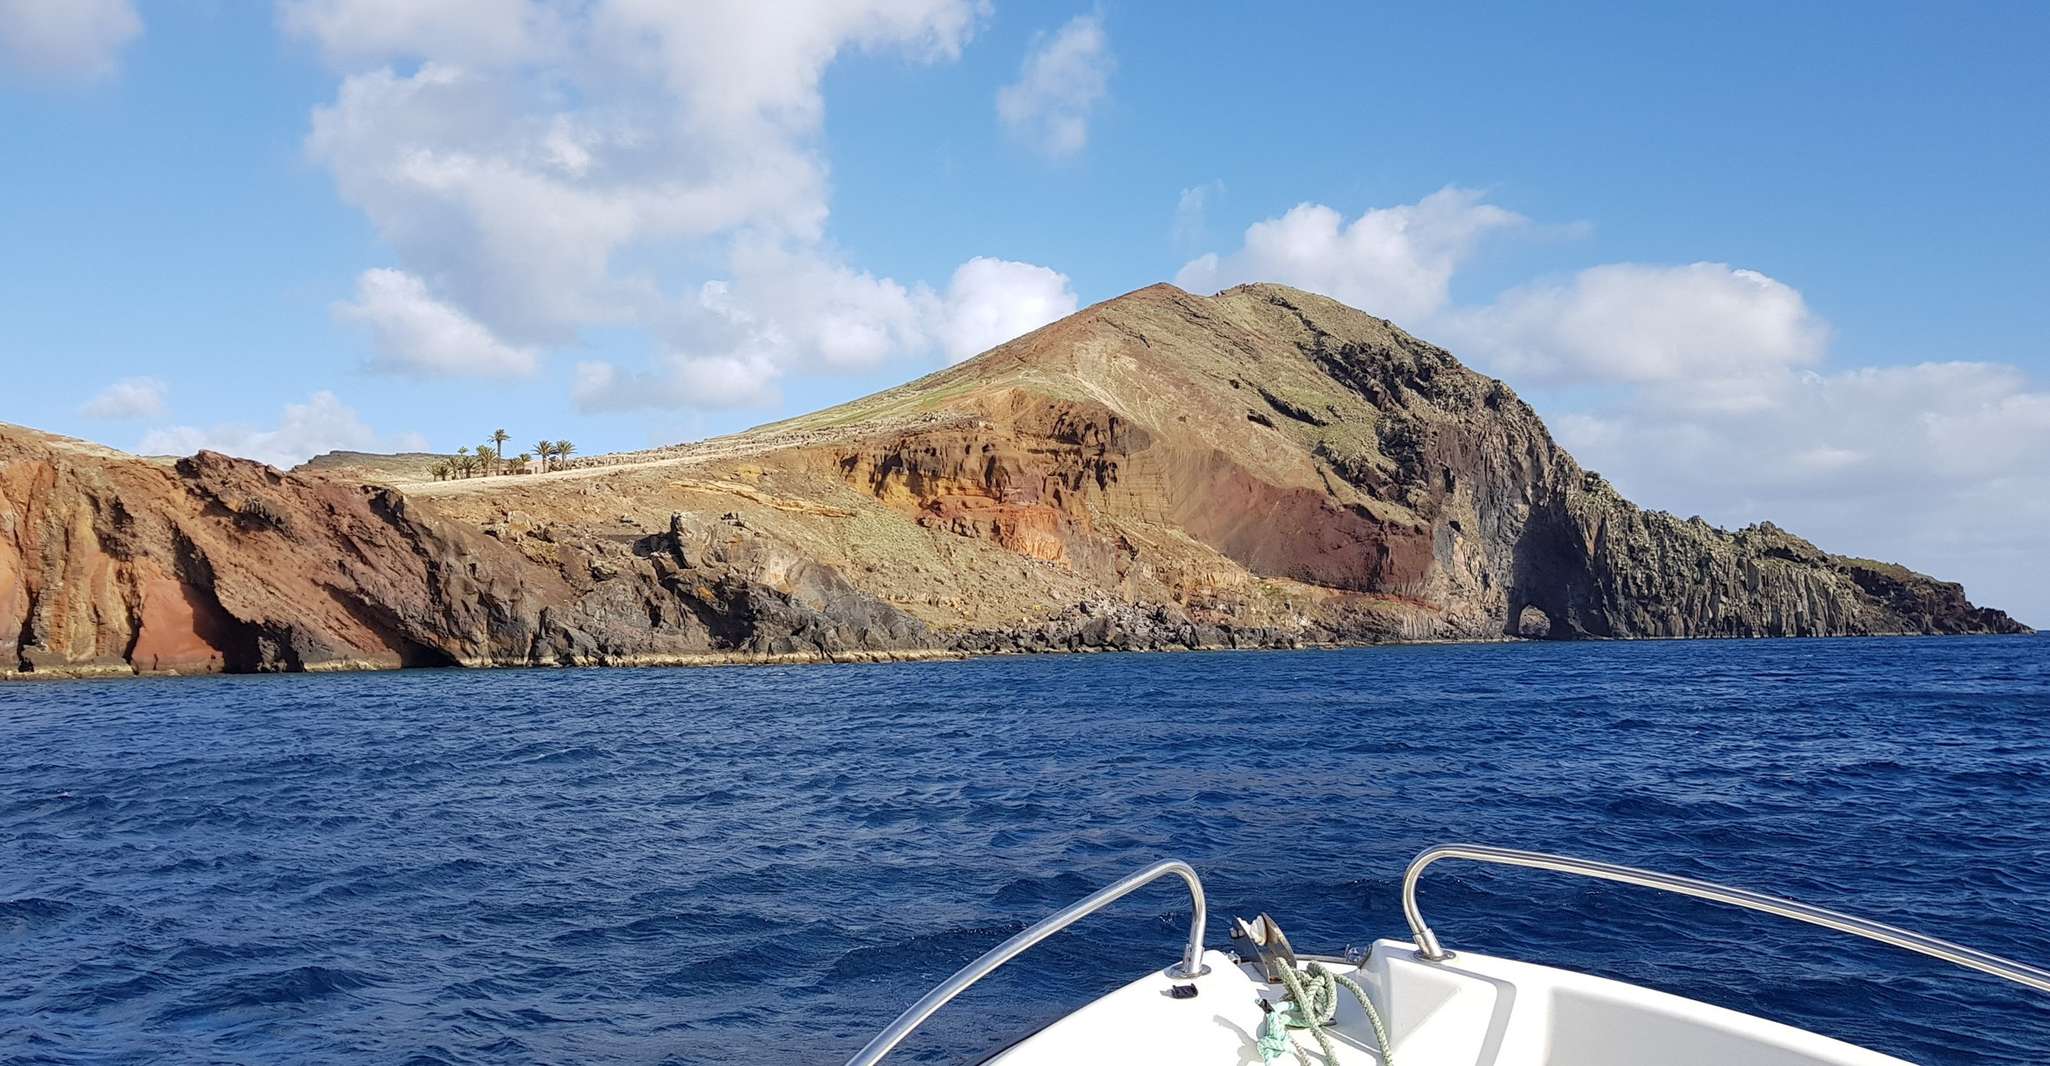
[[1518, 474, 2022, 638], [2, 282, 2026, 678], [0, 431, 925, 676]]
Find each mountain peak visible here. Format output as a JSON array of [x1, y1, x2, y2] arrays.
[[0, 285, 2023, 679]]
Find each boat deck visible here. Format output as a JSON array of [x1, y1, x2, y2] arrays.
[[987, 941, 1914, 1066]]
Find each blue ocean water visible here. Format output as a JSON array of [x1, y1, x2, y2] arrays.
[[2, 636, 2046, 1064]]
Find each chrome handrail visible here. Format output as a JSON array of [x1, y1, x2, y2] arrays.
[[1403, 843, 2050, 995], [845, 859, 1210, 1066]]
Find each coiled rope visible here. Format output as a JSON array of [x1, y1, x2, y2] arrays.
[[1256, 961, 1394, 1065]]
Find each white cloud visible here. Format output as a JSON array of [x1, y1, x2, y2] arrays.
[[1441, 262, 1831, 387], [996, 13, 1112, 158], [714, 242, 935, 371], [1175, 187, 1526, 323], [137, 391, 409, 468], [573, 249, 1078, 408], [290, 0, 999, 403], [569, 247, 916, 412], [335, 268, 538, 378], [279, 0, 549, 68], [0, 0, 141, 84], [593, 0, 985, 139], [1171, 181, 1223, 248], [79, 376, 167, 419], [937, 257, 1077, 362], [304, 60, 749, 343], [573, 353, 781, 412]]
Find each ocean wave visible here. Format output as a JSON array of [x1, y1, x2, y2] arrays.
[[1, 636, 2044, 1064]]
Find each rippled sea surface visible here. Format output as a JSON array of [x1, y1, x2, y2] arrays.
[[4, 636, 2048, 1064]]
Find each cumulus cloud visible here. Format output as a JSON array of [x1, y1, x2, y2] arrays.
[[303, 59, 769, 344], [570, 249, 917, 413], [574, 251, 1078, 409], [137, 391, 414, 468], [713, 243, 936, 372], [279, 0, 552, 68], [79, 376, 167, 419], [1171, 181, 1223, 249], [996, 14, 1112, 158], [573, 353, 781, 413], [937, 257, 1077, 362], [289, 0, 1040, 406], [0, 0, 141, 84], [1561, 363, 2050, 495], [335, 268, 538, 378], [1175, 187, 1526, 323], [1440, 262, 1831, 388], [593, 0, 985, 137]]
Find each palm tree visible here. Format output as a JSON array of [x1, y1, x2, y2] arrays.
[[429, 461, 450, 482], [533, 439, 554, 472], [553, 440, 575, 469], [491, 428, 509, 469], [456, 446, 470, 478], [477, 441, 498, 475], [514, 452, 533, 474]]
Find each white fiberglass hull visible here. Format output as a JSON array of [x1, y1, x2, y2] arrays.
[[987, 939, 1910, 1066], [846, 849, 2048, 1066]]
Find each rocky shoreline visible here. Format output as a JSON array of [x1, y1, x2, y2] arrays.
[[10, 622, 2028, 683]]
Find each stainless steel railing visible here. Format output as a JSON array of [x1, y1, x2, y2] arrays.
[[1403, 843, 2050, 994], [845, 859, 1210, 1066]]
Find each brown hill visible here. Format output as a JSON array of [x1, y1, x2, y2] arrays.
[[292, 450, 456, 483], [1, 284, 2026, 678]]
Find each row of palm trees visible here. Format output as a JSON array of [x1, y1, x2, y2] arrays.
[[427, 429, 576, 481]]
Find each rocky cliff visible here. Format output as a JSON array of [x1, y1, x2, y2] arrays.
[[2, 283, 2026, 678]]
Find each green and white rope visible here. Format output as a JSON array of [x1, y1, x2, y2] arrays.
[[1256, 961, 1394, 1066]]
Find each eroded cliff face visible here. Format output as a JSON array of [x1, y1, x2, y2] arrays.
[[745, 282, 2023, 647], [1515, 473, 2022, 639], [0, 430, 926, 677], [2, 281, 2026, 679], [830, 395, 1140, 567]]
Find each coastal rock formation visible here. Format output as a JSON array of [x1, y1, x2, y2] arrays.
[[1525, 476, 2022, 639], [0, 434, 923, 676], [2, 283, 2027, 678]]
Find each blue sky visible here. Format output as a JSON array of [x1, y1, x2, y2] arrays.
[[2, 1, 2046, 623]]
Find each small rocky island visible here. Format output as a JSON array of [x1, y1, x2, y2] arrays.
[[0, 284, 2027, 678]]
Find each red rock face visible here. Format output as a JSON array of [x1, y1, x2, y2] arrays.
[[1, 439, 494, 673], [840, 436, 1078, 563], [2, 452, 150, 673], [0, 427, 932, 678], [1139, 446, 1436, 596], [830, 398, 1138, 565], [125, 570, 229, 675], [823, 395, 1441, 597], [0, 437, 450, 674]]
